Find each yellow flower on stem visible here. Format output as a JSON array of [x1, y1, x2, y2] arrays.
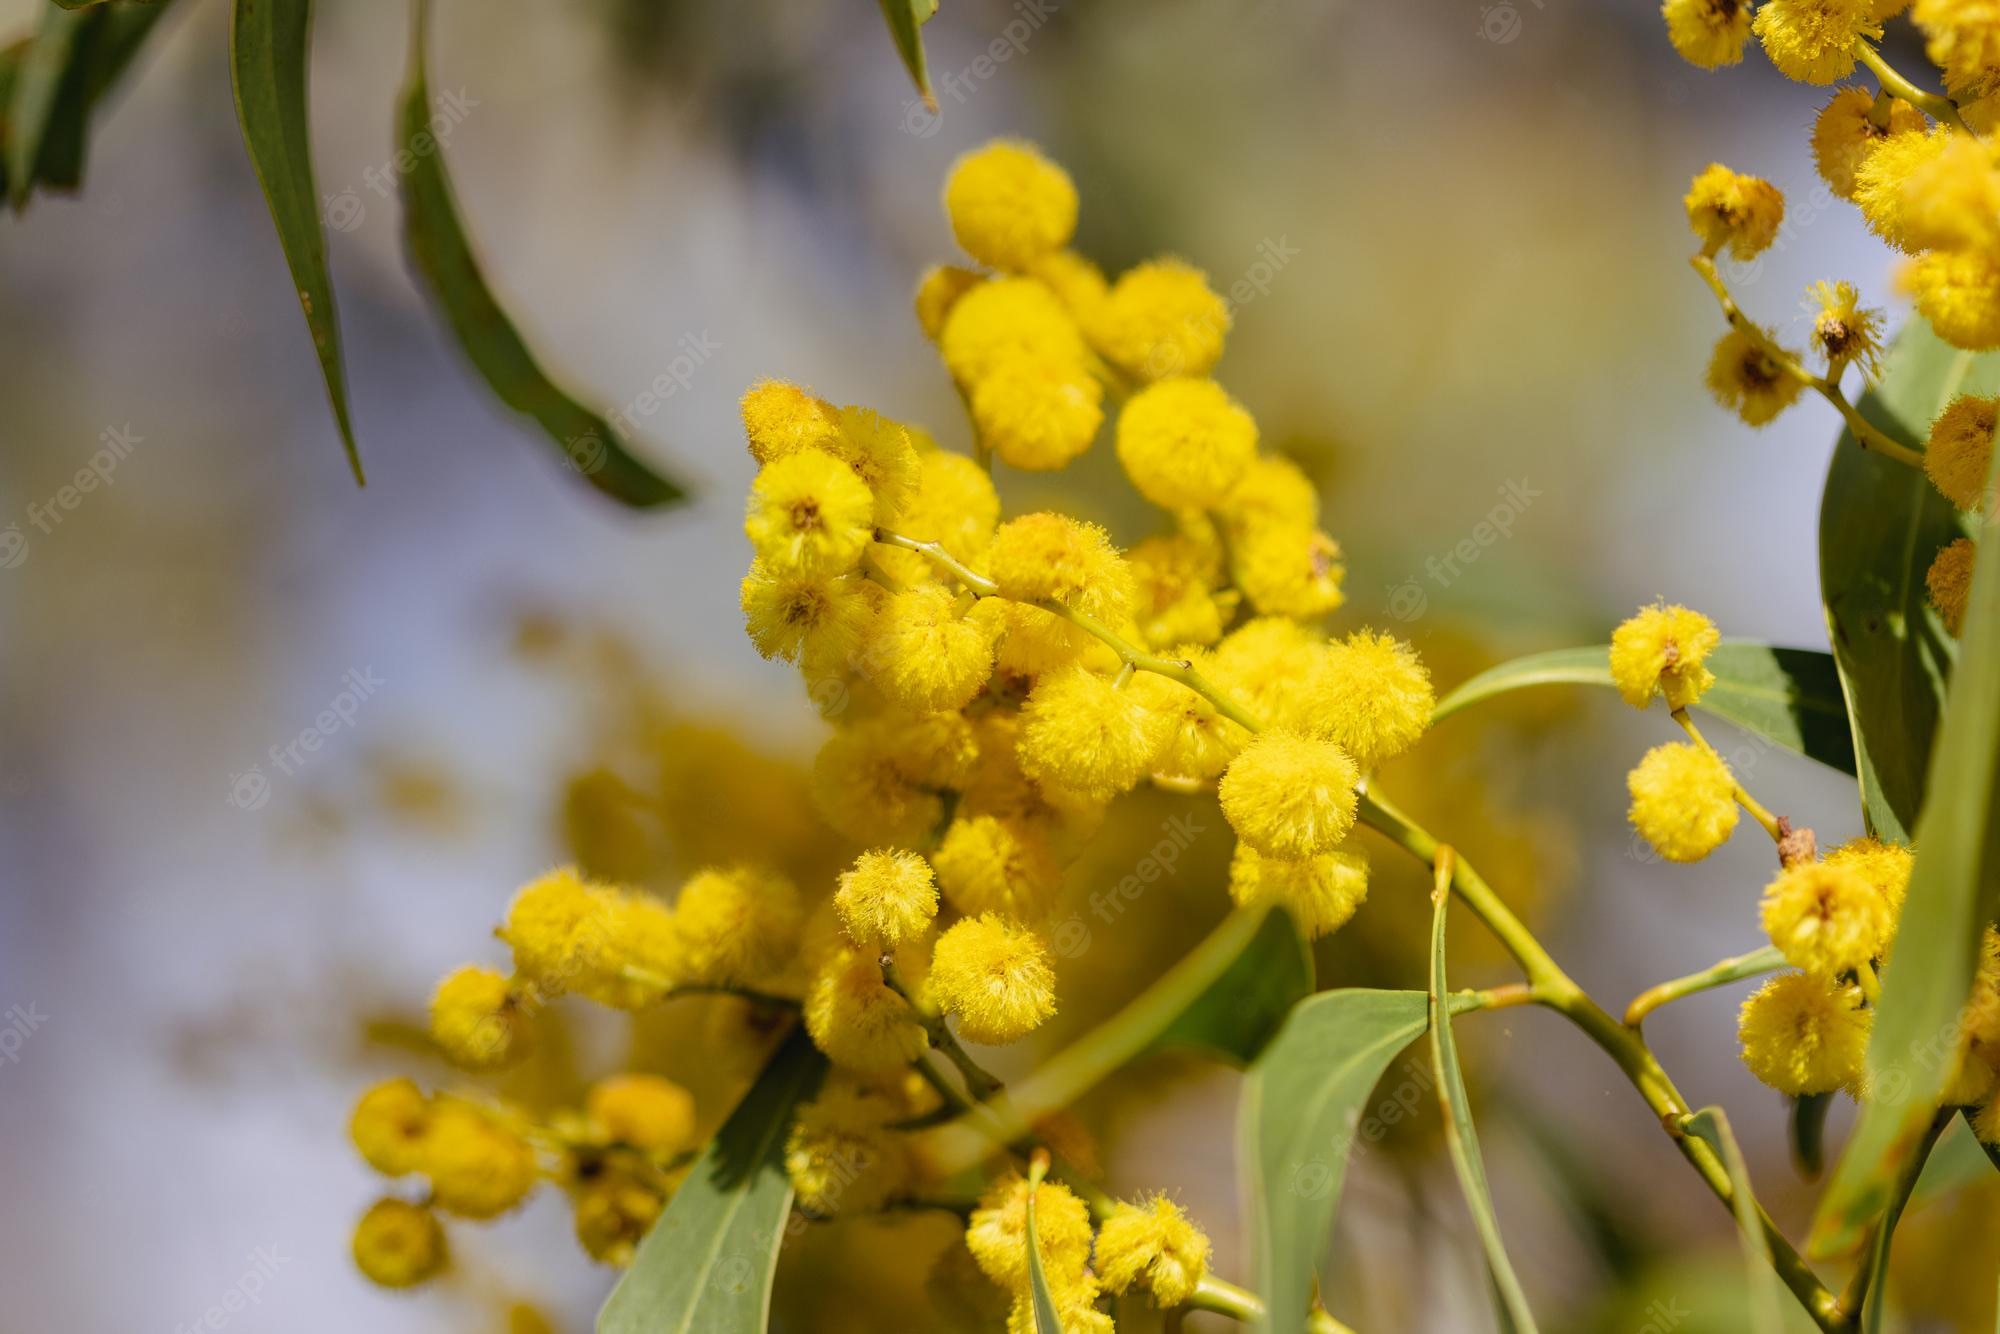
[[1739, 972, 1871, 1095], [1627, 741, 1740, 862], [1609, 603, 1722, 709], [929, 914, 1057, 1045], [1924, 394, 1997, 511], [1684, 163, 1785, 258], [943, 140, 1078, 272]]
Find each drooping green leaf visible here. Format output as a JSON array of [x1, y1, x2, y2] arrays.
[[1024, 1155, 1063, 1334], [1790, 1092, 1833, 1180], [1910, 1112, 2000, 1206], [230, 0, 362, 484], [877, 0, 936, 108], [1243, 986, 1483, 1334], [4, 5, 87, 209], [28, 0, 177, 193], [1432, 640, 1855, 778], [1682, 1107, 1782, 1334], [1818, 324, 1997, 842], [598, 1027, 824, 1334], [919, 905, 1311, 1176], [1812, 366, 2000, 1258], [1427, 881, 1537, 1333], [398, 0, 686, 508]]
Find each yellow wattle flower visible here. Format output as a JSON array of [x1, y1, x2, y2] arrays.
[[1218, 729, 1361, 860], [1627, 741, 1740, 863], [943, 139, 1079, 272], [1738, 972, 1871, 1095], [429, 964, 530, 1070], [352, 1197, 447, 1289], [1608, 602, 1722, 710], [834, 848, 939, 948], [586, 1074, 696, 1153], [929, 914, 1057, 1045]]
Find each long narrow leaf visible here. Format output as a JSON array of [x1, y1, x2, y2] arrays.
[[1024, 1154, 1064, 1334], [876, 0, 936, 108], [4, 5, 87, 208], [398, 0, 686, 508], [230, 0, 363, 484], [1426, 859, 1537, 1333]]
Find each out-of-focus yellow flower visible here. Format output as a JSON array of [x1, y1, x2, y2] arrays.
[[1854, 126, 1953, 251], [964, 1172, 1093, 1291], [1210, 616, 1322, 729], [1912, 0, 2000, 98], [1812, 87, 1927, 200], [1229, 523, 1346, 619], [1627, 742, 1740, 863], [932, 813, 1065, 922], [1684, 163, 1785, 258], [741, 379, 839, 464], [1017, 666, 1174, 803], [429, 964, 530, 1070], [812, 720, 947, 846], [1739, 972, 1871, 1094], [915, 265, 985, 341], [1908, 248, 2000, 351], [1295, 630, 1434, 772], [1147, 652, 1251, 781], [352, 1197, 447, 1288], [745, 447, 876, 575], [350, 1077, 432, 1177], [423, 1101, 540, 1219], [1926, 536, 1978, 634], [1924, 394, 1997, 511], [1823, 836, 1915, 917], [939, 278, 1088, 387], [1705, 328, 1806, 426], [572, 1166, 666, 1267], [929, 914, 1056, 1045], [1027, 249, 1110, 326], [586, 1074, 696, 1153], [673, 866, 803, 988], [1900, 135, 2000, 252], [836, 849, 939, 948], [1220, 453, 1320, 530], [1609, 603, 1721, 709], [1115, 378, 1258, 509], [1228, 841, 1370, 939], [804, 945, 929, 1072], [1806, 280, 1885, 377], [1091, 258, 1230, 381], [1095, 1194, 1211, 1307], [1129, 534, 1237, 649], [785, 1084, 910, 1215], [868, 584, 999, 714], [1753, 0, 1880, 84], [970, 356, 1104, 471], [1219, 730, 1360, 860], [1761, 861, 1893, 977], [944, 140, 1078, 272], [1663, 0, 1756, 66], [500, 866, 617, 996]]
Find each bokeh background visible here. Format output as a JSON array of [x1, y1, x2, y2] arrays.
[[1, 0, 1992, 1329]]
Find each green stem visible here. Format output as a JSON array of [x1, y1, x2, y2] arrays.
[[1672, 707, 1784, 841], [1625, 945, 1787, 1027], [1837, 1110, 1949, 1324], [1855, 40, 1969, 132], [1189, 1276, 1355, 1334], [880, 959, 1004, 1102]]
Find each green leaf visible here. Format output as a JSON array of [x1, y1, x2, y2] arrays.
[[4, 5, 87, 209], [230, 0, 363, 485], [1790, 1092, 1833, 1181], [1682, 1107, 1783, 1334], [1024, 1154, 1063, 1334], [1811, 348, 2000, 1259], [918, 905, 1311, 1177], [1818, 323, 1998, 842], [1242, 986, 1481, 1334], [597, 1027, 825, 1334], [1427, 880, 1538, 1333], [28, 0, 177, 193], [398, 0, 686, 508], [1432, 641, 1855, 778], [876, 0, 935, 107], [1911, 1112, 2000, 1206]]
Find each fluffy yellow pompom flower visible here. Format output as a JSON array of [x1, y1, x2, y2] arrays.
[[1627, 742, 1740, 862], [422, 1102, 540, 1219], [1211, 616, 1329, 734], [828, 406, 921, 522], [1662, 0, 1755, 65], [352, 1198, 446, 1289], [1221, 454, 1320, 529], [740, 379, 839, 464], [573, 1166, 665, 1267], [986, 513, 1135, 670], [1739, 972, 1871, 1095], [1028, 249, 1111, 325], [1297, 630, 1434, 773], [1148, 654, 1251, 781], [1854, 126, 1952, 251], [1927, 536, 1978, 635], [1093, 258, 1231, 381], [1900, 136, 2000, 253], [1761, 861, 1893, 977], [1824, 836, 1915, 916], [785, 1085, 910, 1215], [1095, 1194, 1212, 1307], [835, 849, 939, 947], [500, 866, 618, 996], [745, 446, 876, 575], [872, 449, 1001, 584], [933, 813, 1065, 922], [970, 356, 1104, 471], [1684, 164, 1785, 259], [915, 264, 984, 340], [1925, 394, 1996, 511], [812, 720, 946, 846], [1609, 603, 1722, 709], [350, 1077, 432, 1177], [1913, 0, 2000, 98], [740, 562, 879, 677], [804, 945, 929, 1072], [673, 866, 803, 987], [1017, 667, 1174, 802], [587, 1074, 696, 1153], [1219, 730, 1361, 860], [1909, 248, 2000, 351], [1115, 377, 1259, 509], [1808, 280, 1885, 377], [965, 1172, 1094, 1291], [1705, 328, 1806, 426], [1228, 841, 1370, 939], [944, 140, 1079, 272], [867, 584, 999, 714], [429, 965, 529, 1070], [1811, 87, 1927, 200], [1230, 524, 1347, 619], [1129, 535, 1238, 650], [929, 914, 1057, 1045], [939, 277, 1088, 386], [1753, 0, 1880, 83]]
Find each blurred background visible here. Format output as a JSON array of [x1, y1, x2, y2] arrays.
[[1, 0, 1991, 1329]]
